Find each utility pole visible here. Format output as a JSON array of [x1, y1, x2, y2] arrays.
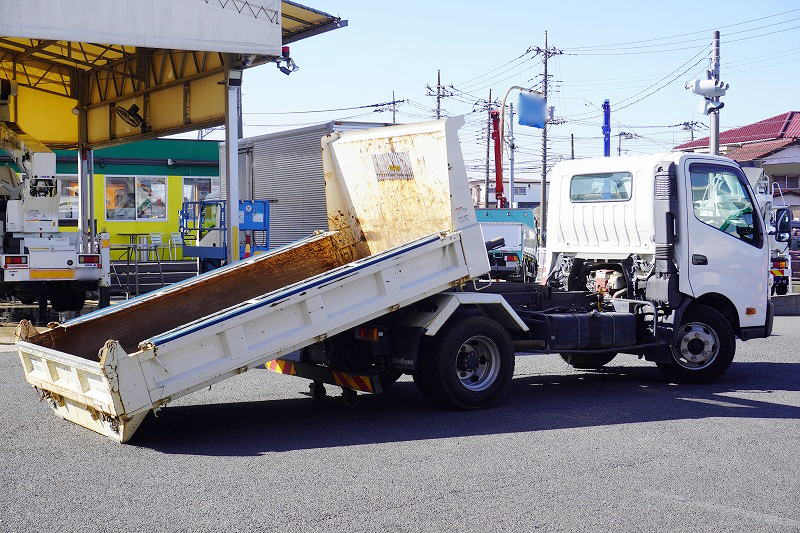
[[681, 121, 702, 141], [484, 89, 492, 208], [618, 131, 636, 156], [685, 33, 727, 151], [710, 30, 720, 156], [509, 102, 515, 208], [530, 31, 563, 246], [602, 99, 611, 157], [571, 133, 575, 159], [426, 69, 454, 120], [436, 69, 441, 119], [392, 90, 396, 123]]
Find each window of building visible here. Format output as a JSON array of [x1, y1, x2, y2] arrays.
[[689, 163, 760, 247], [570, 172, 632, 202], [183, 177, 220, 203], [57, 175, 79, 222], [106, 176, 167, 221]]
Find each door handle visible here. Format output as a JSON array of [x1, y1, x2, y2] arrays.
[[692, 254, 708, 265]]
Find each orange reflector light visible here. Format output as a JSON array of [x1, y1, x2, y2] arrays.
[[746, 307, 757, 315], [355, 326, 383, 342]]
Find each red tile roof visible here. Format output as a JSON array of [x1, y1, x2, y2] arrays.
[[724, 139, 796, 162], [675, 111, 800, 150]]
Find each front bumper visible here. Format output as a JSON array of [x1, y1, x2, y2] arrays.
[[740, 300, 774, 340]]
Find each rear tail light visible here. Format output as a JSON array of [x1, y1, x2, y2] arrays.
[[355, 326, 384, 342], [505, 255, 518, 262], [773, 260, 788, 268], [78, 254, 102, 268], [4, 255, 28, 267]]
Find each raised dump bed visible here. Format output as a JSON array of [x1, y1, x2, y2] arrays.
[[15, 117, 489, 442]]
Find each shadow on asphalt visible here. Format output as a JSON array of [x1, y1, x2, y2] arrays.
[[132, 360, 800, 456]]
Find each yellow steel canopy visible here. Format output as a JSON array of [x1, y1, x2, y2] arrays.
[[0, 0, 345, 149]]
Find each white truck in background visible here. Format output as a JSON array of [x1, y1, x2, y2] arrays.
[[13, 119, 774, 443], [742, 166, 792, 295], [0, 80, 111, 311]]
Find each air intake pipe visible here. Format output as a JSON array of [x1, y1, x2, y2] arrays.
[[646, 162, 681, 306]]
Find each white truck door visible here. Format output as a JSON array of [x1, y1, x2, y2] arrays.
[[682, 159, 768, 327]]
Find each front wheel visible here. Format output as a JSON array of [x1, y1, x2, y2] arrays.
[[656, 304, 735, 383], [415, 315, 515, 409]]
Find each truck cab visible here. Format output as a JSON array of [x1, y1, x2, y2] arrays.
[[543, 152, 776, 379]]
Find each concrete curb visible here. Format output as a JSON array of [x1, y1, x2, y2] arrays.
[[772, 294, 800, 316]]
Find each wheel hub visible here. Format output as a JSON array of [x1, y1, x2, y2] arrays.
[[455, 335, 501, 392], [676, 322, 719, 369]]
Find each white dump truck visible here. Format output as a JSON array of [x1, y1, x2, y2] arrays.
[[14, 119, 774, 443]]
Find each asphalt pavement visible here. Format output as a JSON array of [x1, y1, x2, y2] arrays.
[[2, 317, 799, 533]]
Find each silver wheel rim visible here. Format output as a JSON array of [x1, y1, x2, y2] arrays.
[[455, 335, 501, 391], [674, 322, 720, 370]]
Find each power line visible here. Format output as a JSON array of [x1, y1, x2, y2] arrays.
[[244, 99, 405, 115], [453, 48, 535, 87], [565, 7, 800, 50], [565, 15, 800, 54]]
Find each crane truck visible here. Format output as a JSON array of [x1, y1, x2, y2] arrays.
[[13, 118, 774, 443], [0, 80, 110, 312]]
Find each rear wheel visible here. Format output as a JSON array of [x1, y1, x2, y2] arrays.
[[379, 369, 404, 390], [17, 294, 37, 305], [656, 304, 735, 383], [51, 289, 86, 312], [415, 315, 514, 409], [560, 352, 617, 370]]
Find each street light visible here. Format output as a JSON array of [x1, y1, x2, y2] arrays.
[[497, 85, 544, 216]]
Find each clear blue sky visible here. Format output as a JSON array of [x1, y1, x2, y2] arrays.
[[229, 0, 800, 181]]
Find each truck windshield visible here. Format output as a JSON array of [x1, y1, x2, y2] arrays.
[[689, 163, 761, 247]]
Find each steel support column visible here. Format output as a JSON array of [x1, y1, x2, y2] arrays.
[[224, 80, 240, 264]]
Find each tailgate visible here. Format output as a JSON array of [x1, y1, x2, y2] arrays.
[[16, 330, 151, 442]]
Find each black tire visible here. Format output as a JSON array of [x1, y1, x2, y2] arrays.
[[309, 381, 326, 400], [415, 316, 515, 409], [99, 286, 111, 308], [17, 294, 37, 305], [379, 369, 404, 390], [656, 304, 735, 383], [560, 352, 617, 370], [51, 289, 86, 313], [775, 284, 788, 296]]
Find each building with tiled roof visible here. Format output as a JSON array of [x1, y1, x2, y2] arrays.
[[675, 111, 800, 221]]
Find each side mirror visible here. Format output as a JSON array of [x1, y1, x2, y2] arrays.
[[776, 232, 791, 243], [775, 208, 791, 235]]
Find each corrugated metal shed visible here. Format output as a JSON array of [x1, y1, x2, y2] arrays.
[[676, 111, 800, 150], [222, 121, 393, 247]]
